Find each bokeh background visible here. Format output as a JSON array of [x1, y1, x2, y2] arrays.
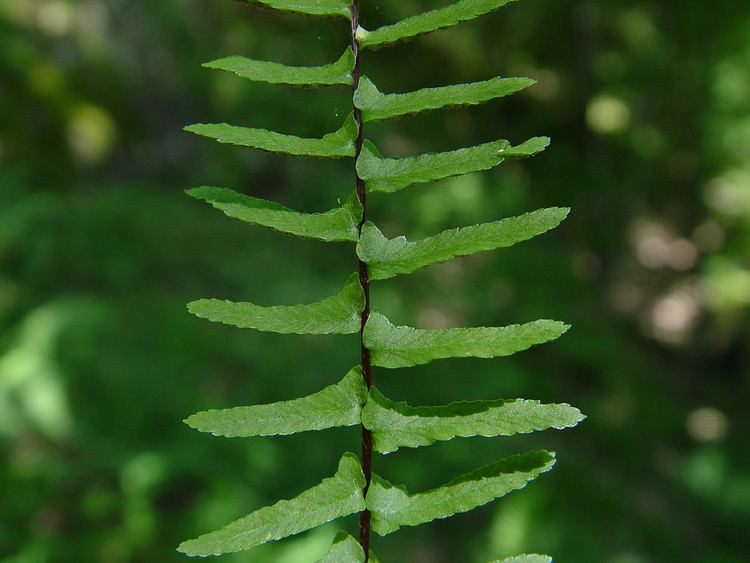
[[2, 0, 750, 561]]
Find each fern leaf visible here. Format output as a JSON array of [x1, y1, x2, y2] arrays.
[[188, 273, 364, 335], [249, 0, 351, 18], [357, 0, 519, 49], [185, 367, 367, 438], [204, 48, 355, 87], [366, 451, 555, 535], [184, 113, 358, 158], [357, 208, 569, 280], [178, 453, 366, 556], [187, 187, 362, 242], [354, 75, 533, 122], [357, 137, 549, 194], [364, 312, 569, 369], [317, 532, 365, 563], [493, 556, 553, 563], [362, 387, 584, 454]]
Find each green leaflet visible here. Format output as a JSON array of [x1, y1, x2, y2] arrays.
[[354, 75, 534, 122], [493, 556, 553, 563], [362, 387, 584, 454], [187, 187, 362, 242], [204, 48, 355, 87], [184, 113, 358, 158], [188, 273, 364, 335], [178, 453, 366, 557], [249, 0, 351, 18], [357, 208, 569, 280], [317, 532, 365, 563], [366, 451, 555, 535], [357, 137, 549, 194], [185, 367, 367, 438], [364, 312, 570, 369], [357, 0, 519, 49]]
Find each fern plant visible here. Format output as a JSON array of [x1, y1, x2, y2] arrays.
[[179, 1, 584, 561]]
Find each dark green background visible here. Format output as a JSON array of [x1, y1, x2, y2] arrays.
[[1, 0, 749, 561]]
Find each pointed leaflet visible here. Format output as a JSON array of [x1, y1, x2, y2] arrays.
[[188, 273, 364, 335], [204, 48, 355, 87], [362, 387, 584, 454], [366, 451, 555, 535], [358, 137, 549, 194], [357, 0, 519, 49], [354, 75, 533, 123], [357, 208, 569, 280], [179, 453, 365, 557], [493, 557, 552, 563], [186, 368, 367, 438], [187, 187, 362, 242], [316, 532, 365, 563], [364, 312, 569, 369], [185, 113, 357, 158], [249, 0, 351, 18]]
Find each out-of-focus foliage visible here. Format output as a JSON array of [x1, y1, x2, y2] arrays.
[[0, 1, 748, 562]]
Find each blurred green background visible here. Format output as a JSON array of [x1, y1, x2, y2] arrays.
[[2, 0, 750, 561]]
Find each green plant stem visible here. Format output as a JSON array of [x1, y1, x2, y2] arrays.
[[351, 1, 373, 559]]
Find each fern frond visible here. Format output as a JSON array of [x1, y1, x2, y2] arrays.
[[357, 137, 549, 194], [357, 0, 519, 49], [204, 48, 355, 87], [187, 187, 362, 242], [366, 451, 555, 535], [364, 312, 569, 369], [362, 387, 584, 454], [184, 113, 358, 158], [181, 0, 583, 559], [357, 208, 569, 280], [354, 75, 533, 122], [178, 453, 366, 556], [188, 273, 364, 335]]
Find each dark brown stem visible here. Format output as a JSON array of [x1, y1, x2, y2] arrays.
[[351, 1, 372, 559]]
